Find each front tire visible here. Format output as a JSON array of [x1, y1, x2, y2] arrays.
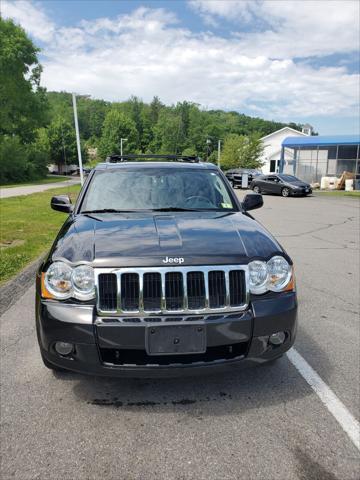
[[253, 185, 261, 194], [281, 187, 290, 197]]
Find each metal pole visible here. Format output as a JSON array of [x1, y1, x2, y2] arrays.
[[120, 138, 127, 157], [217, 139, 221, 168], [72, 93, 84, 186]]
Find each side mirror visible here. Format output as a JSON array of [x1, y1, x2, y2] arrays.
[[242, 193, 263, 212], [51, 195, 73, 213]]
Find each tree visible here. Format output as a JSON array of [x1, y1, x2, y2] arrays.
[[0, 18, 48, 142], [28, 128, 51, 177], [149, 96, 164, 124], [221, 134, 264, 171], [0, 132, 50, 184], [97, 110, 138, 159], [77, 96, 110, 140], [47, 117, 78, 173], [0, 136, 28, 184], [151, 110, 183, 154]]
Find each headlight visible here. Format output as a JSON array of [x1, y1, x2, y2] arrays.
[[248, 260, 268, 294], [45, 262, 73, 298], [248, 256, 293, 294], [72, 265, 95, 296], [43, 261, 95, 300], [267, 256, 292, 291]]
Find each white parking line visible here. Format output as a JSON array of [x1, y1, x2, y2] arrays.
[[287, 348, 360, 451]]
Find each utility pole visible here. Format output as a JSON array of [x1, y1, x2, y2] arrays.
[[206, 138, 211, 161], [217, 139, 222, 168], [120, 138, 128, 157], [72, 93, 84, 186]]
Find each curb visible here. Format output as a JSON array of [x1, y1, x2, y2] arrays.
[[0, 256, 44, 317]]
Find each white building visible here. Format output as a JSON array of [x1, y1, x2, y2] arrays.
[[260, 126, 310, 174]]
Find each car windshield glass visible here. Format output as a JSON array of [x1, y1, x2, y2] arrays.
[[80, 168, 236, 212], [278, 175, 298, 182]]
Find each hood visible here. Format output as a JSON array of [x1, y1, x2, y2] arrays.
[[50, 211, 286, 267]]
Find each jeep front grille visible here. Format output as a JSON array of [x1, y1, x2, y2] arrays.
[[96, 266, 248, 315], [98, 273, 117, 311]]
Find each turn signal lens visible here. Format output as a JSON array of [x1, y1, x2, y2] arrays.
[[41, 273, 55, 299], [283, 269, 296, 292]]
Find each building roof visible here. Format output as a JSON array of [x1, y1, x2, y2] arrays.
[[261, 126, 308, 141], [282, 134, 360, 147]]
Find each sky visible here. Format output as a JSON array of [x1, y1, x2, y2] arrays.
[[2, 0, 360, 135]]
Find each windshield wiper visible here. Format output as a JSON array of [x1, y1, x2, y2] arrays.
[[81, 209, 134, 214], [81, 207, 224, 214], [150, 207, 202, 212]]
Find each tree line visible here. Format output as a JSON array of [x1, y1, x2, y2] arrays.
[[1, 17, 304, 184]]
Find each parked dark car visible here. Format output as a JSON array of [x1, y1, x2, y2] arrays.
[[225, 168, 262, 188], [250, 174, 312, 197], [36, 155, 297, 378]]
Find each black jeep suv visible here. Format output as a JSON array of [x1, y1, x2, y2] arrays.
[[36, 155, 297, 377]]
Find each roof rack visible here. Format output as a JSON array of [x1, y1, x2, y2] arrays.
[[105, 154, 202, 163]]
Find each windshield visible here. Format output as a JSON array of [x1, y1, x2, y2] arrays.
[[278, 175, 299, 182], [80, 168, 236, 212]]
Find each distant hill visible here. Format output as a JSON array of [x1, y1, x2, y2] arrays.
[[46, 91, 304, 158]]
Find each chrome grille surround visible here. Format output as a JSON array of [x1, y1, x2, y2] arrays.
[[95, 265, 249, 316]]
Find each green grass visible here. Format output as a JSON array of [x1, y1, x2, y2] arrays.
[[1, 176, 73, 188], [0, 184, 81, 285], [315, 190, 360, 197]]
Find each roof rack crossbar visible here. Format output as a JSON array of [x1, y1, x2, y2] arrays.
[[105, 154, 201, 163]]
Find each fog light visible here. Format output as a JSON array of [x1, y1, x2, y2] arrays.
[[54, 341, 74, 356], [269, 332, 286, 346]]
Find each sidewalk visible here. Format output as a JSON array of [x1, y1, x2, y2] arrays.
[[0, 178, 80, 199]]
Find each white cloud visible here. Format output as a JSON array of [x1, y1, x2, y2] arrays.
[[2, 0, 55, 42], [189, 0, 360, 58], [2, 2, 359, 121]]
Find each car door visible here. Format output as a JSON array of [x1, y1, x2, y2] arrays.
[[262, 176, 277, 193], [272, 176, 283, 194]]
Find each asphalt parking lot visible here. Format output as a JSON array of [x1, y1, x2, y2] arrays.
[[1, 192, 359, 480]]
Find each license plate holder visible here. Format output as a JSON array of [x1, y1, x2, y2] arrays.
[[146, 324, 206, 355]]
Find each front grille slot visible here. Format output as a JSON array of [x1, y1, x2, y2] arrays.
[[121, 273, 139, 311], [165, 272, 184, 310], [143, 273, 161, 311], [98, 273, 117, 310], [208, 271, 226, 308], [97, 266, 247, 314], [187, 272, 205, 309], [229, 270, 245, 306]]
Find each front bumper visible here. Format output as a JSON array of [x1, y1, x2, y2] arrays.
[[36, 292, 297, 378], [292, 189, 312, 196]]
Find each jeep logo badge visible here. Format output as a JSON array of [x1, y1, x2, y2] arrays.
[[162, 256, 184, 264]]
